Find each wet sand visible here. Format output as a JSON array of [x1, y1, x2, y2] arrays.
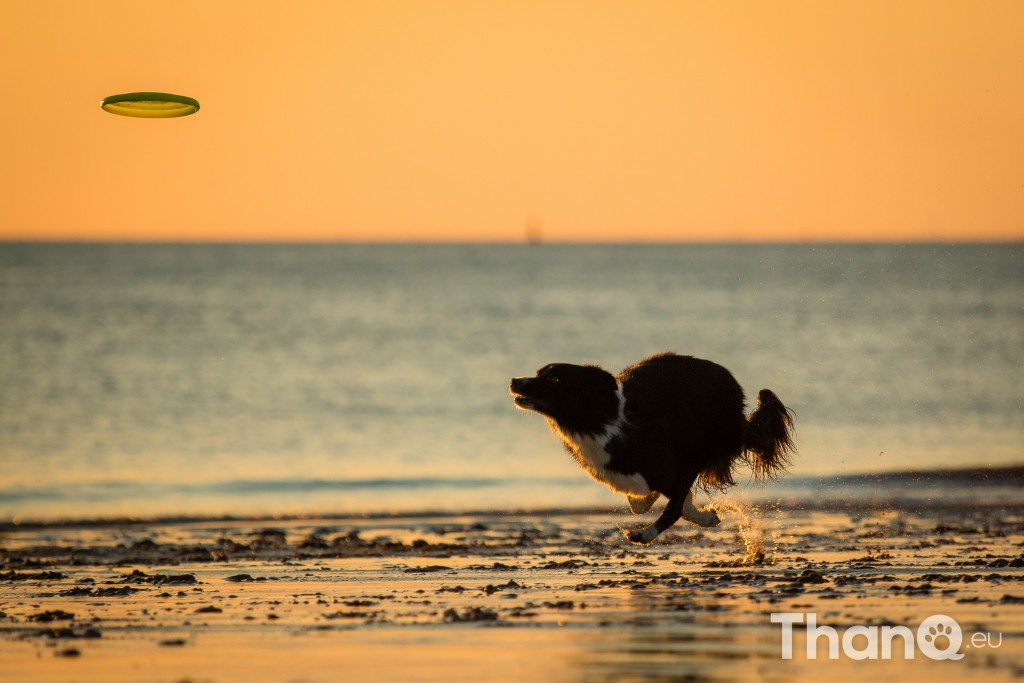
[[1, 499, 1022, 682]]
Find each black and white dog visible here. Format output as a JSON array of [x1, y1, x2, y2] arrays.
[[510, 352, 794, 544]]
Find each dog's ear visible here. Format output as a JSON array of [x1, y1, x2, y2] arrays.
[[535, 363, 559, 377]]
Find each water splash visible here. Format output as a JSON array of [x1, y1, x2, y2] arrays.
[[710, 498, 781, 565]]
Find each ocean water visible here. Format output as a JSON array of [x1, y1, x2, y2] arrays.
[[0, 243, 1020, 521]]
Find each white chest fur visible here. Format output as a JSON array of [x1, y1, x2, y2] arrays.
[[550, 386, 652, 497]]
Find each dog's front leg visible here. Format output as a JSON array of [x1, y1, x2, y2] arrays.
[[624, 468, 710, 544], [625, 493, 684, 544]]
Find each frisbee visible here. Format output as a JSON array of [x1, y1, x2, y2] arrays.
[[101, 92, 200, 118]]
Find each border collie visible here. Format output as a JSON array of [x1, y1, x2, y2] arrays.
[[510, 352, 795, 544]]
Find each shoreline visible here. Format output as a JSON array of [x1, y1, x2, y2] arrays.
[[4, 464, 1022, 530]]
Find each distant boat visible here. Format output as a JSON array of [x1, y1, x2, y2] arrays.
[[525, 217, 543, 245]]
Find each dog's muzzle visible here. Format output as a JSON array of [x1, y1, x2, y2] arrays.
[[509, 377, 531, 394], [509, 377, 537, 409]]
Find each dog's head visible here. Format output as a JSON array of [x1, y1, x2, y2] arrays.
[[510, 363, 619, 434]]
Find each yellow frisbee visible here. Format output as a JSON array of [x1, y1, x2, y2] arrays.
[[101, 92, 200, 118]]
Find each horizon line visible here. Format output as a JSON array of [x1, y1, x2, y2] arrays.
[[2, 236, 1022, 246]]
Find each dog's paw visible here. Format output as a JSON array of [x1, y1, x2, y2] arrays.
[[627, 492, 659, 515], [683, 505, 721, 528], [624, 526, 658, 545], [699, 508, 722, 528]]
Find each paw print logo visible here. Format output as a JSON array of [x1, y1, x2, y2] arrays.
[[917, 614, 964, 660], [924, 622, 954, 648]]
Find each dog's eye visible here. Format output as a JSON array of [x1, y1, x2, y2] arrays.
[[549, 376, 560, 383]]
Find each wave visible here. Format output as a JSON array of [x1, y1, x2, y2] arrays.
[[790, 465, 1024, 487]]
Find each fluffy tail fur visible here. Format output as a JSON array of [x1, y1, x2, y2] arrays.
[[743, 389, 795, 480]]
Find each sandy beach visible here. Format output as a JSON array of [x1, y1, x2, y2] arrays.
[[1, 498, 1021, 683]]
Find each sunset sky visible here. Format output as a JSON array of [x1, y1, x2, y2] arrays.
[[2, 1, 1022, 242]]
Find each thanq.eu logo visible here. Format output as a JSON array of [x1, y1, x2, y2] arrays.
[[771, 613, 1003, 661]]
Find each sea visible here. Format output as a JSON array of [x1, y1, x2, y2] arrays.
[[0, 243, 1021, 523]]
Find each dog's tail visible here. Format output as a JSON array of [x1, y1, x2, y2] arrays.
[[743, 389, 795, 480]]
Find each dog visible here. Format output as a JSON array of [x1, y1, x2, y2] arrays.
[[510, 352, 794, 544]]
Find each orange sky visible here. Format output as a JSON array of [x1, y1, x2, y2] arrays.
[[2, 0, 1022, 242]]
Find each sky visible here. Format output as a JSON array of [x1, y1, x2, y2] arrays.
[[1, 0, 1022, 242]]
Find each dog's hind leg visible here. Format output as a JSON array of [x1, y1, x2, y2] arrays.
[[627, 492, 660, 514], [680, 490, 720, 527]]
